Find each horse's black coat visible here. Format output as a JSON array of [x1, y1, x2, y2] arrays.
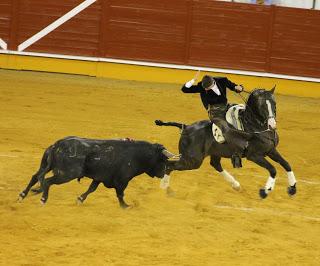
[[156, 88, 296, 198], [19, 137, 172, 208]]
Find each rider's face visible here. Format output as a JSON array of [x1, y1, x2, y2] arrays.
[[204, 81, 215, 91]]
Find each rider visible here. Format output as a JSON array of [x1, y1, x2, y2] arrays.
[[181, 72, 250, 168]]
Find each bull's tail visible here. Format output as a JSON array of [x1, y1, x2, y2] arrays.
[[30, 145, 54, 192], [155, 120, 186, 130], [40, 145, 54, 173], [19, 145, 55, 199]]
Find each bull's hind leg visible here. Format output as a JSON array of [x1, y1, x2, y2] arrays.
[[77, 180, 100, 203], [247, 154, 277, 199], [40, 175, 73, 204], [19, 169, 47, 201], [268, 149, 297, 196], [210, 156, 241, 191], [19, 146, 52, 201]]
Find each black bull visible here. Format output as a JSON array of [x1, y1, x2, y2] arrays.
[[19, 137, 177, 208]]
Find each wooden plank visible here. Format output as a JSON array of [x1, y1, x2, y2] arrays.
[[270, 6, 320, 78]]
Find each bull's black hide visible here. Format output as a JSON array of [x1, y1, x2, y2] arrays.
[[19, 136, 173, 208]]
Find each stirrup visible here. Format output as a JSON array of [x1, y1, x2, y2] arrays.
[[231, 154, 242, 168]]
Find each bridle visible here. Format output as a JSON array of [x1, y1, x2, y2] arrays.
[[236, 90, 276, 135]]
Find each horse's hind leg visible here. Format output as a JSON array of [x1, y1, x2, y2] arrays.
[[210, 156, 240, 191], [160, 157, 203, 191], [268, 149, 297, 196], [247, 154, 277, 199]]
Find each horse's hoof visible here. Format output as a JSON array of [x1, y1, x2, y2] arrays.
[[232, 182, 241, 191], [166, 187, 176, 197], [259, 189, 268, 199], [287, 185, 296, 196]]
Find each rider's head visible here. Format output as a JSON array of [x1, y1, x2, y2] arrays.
[[201, 75, 215, 90]]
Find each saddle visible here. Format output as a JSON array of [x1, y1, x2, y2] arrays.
[[211, 104, 245, 143]]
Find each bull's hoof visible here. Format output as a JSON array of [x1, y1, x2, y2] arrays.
[[120, 203, 130, 209], [155, 120, 163, 126], [77, 196, 84, 204], [259, 189, 268, 199], [40, 197, 47, 205], [17, 192, 26, 202], [287, 185, 296, 196], [18, 191, 26, 200]]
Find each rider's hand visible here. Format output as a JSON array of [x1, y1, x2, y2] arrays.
[[185, 79, 195, 88], [235, 85, 243, 93], [185, 70, 201, 88]]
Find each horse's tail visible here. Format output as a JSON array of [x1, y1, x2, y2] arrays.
[[155, 120, 186, 130]]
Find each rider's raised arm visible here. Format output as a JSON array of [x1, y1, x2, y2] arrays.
[[181, 79, 202, 93]]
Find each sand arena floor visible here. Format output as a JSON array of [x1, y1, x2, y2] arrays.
[[0, 69, 319, 265]]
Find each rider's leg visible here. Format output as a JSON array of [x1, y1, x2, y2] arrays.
[[211, 118, 249, 168]]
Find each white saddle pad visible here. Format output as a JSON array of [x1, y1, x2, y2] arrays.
[[212, 123, 225, 143], [226, 104, 245, 130]]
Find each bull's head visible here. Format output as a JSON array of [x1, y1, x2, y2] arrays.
[[146, 148, 180, 179]]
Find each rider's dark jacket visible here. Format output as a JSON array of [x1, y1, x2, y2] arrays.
[[181, 77, 238, 110]]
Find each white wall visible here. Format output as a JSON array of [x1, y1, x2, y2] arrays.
[[273, 0, 314, 9], [216, 0, 319, 9]]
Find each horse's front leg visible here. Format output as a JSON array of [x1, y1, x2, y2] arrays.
[[268, 148, 297, 196], [246, 154, 277, 199]]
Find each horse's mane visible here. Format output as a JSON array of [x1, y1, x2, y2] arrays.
[[246, 88, 267, 107]]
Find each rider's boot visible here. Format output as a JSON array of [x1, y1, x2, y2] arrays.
[[224, 129, 250, 168], [231, 153, 242, 168]]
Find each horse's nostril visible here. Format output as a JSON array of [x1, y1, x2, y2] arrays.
[[268, 118, 276, 129]]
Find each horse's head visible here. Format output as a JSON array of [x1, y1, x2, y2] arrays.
[[246, 87, 277, 129]]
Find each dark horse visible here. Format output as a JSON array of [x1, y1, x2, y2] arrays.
[[155, 87, 297, 198]]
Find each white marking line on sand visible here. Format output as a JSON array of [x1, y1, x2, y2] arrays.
[[18, 0, 96, 51], [0, 154, 19, 158], [214, 205, 320, 222], [299, 179, 320, 185], [0, 38, 7, 50]]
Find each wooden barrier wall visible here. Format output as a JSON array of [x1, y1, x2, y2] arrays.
[[0, 0, 320, 78]]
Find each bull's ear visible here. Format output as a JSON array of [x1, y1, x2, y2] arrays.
[[270, 85, 276, 94]]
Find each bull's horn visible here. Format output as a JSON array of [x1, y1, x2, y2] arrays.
[[162, 149, 181, 160]]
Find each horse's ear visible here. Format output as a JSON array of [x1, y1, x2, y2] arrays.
[[270, 85, 276, 94]]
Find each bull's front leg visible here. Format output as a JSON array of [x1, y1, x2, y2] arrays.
[[113, 181, 129, 209], [77, 180, 100, 204]]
